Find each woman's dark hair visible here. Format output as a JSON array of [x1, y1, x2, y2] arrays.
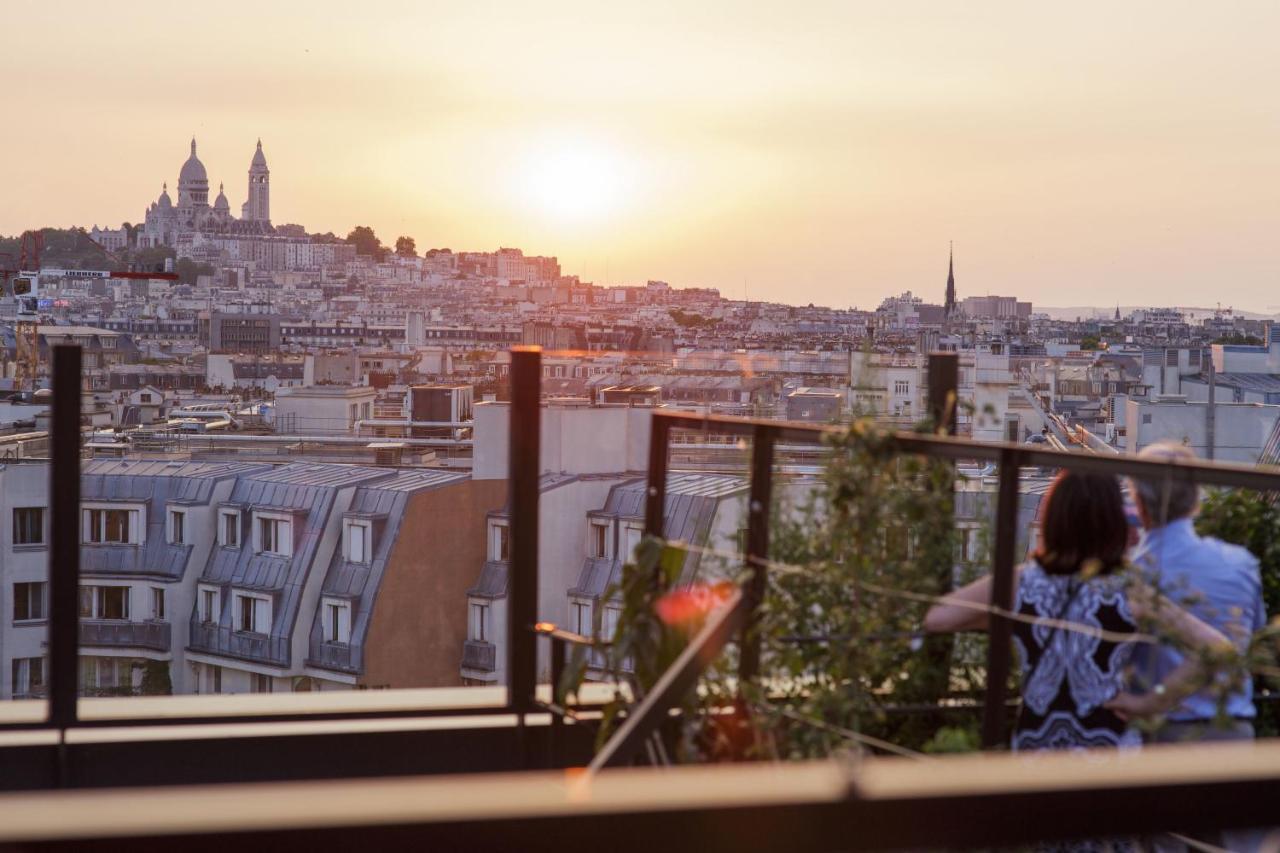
[[1034, 470, 1129, 576]]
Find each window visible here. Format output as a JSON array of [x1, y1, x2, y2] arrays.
[[150, 587, 165, 620], [234, 592, 271, 634], [168, 509, 186, 545], [12, 657, 45, 698], [208, 664, 222, 694], [344, 520, 371, 564], [621, 525, 642, 561], [78, 657, 133, 692], [602, 605, 621, 642], [83, 506, 142, 545], [255, 514, 292, 557], [13, 581, 46, 622], [589, 521, 610, 559], [894, 380, 910, 395], [571, 600, 591, 636], [323, 598, 352, 644], [199, 585, 220, 624], [140, 392, 153, 403], [469, 601, 489, 642], [220, 510, 241, 547], [251, 673, 273, 693], [13, 507, 44, 546], [79, 585, 130, 620], [491, 522, 510, 562]]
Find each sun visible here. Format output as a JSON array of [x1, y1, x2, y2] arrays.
[[519, 134, 635, 224]]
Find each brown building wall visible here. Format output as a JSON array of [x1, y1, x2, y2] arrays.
[[360, 478, 508, 688]]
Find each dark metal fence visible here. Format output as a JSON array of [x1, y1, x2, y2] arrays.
[[16, 345, 1280, 795], [79, 620, 171, 652], [588, 352, 1280, 766]]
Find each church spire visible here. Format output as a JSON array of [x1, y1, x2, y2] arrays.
[[944, 242, 957, 317]]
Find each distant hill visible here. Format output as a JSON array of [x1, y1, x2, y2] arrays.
[[1039, 306, 1279, 322]]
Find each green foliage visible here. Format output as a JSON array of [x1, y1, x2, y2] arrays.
[[1212, 334, 1263, 346], [756, 422, 968, 757], [921, 724, 980, 754], [1079, 335, 1102, 351], [1195, 489, 1280, 735], [394, 235, 417, 257], [138, 661, 173, 696], [345, 225, 387, 260], [669, 309, 716, 329], [586, 417, 981, 762], [175, 257, 214, 285]]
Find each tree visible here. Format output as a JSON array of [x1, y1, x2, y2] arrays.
[[1196, 489, 1280, 736], [394, 236, 417, 257], [345, 226, 386, 261], [1080, 335, 1102, 351], [1212, 334, 1263, 346], [175, 257, 214, 285]]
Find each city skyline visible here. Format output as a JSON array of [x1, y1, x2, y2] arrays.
[[3, 1, 1278, 310]]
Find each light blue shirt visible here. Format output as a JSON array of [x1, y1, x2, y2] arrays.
[[1130, 518, 1266, 721]]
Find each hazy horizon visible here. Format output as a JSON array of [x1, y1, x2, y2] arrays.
[[3, 1, 1277, 311]]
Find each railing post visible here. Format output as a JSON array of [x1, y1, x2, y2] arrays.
[[644, 415, 671, 589], [48, 346, 81, 736], [738, 426, 775, 683], [927, 351, 958, 436], [508, 347, 540, 738], [981, 446, 1022, 749], [549, 634, 565, 767]]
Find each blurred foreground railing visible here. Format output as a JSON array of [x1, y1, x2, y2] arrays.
[[0, 741, 1278, 851]]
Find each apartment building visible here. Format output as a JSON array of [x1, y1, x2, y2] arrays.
[[1, 459, 504, 699]]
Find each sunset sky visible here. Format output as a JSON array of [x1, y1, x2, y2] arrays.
[[3, 1, 1277, 310]]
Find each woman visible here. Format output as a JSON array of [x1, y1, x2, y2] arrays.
[[925, 469, 1230, 751]]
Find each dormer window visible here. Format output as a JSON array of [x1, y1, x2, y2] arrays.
[[168, 509, 186, 545], [322, 597, 352, 644], [621, 524, 643, 562], [344, 519, 372, 564], [489, 521, 510, 562], [589, 520, 611, 559], [82, 504, 144, 545], [234, 591, 272, 635], [254, 512, 293, 557], [219, 509, 241, 547]]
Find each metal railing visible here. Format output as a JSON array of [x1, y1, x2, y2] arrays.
[[79, 620, 170, 652], [18, 344, 1280, 800], [187, 619, 291, 667], [461, 640, 497, 672], [306, 639, 362, 673], [589, 351, 1280, 766]]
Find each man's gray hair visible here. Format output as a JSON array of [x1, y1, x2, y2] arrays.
[[1132, 441, 1200, 525]]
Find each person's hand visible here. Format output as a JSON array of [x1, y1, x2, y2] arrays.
[[1104, 690, 1165, 721]]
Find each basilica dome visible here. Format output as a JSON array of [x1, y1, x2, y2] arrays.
[[179, 138, 208, 184]]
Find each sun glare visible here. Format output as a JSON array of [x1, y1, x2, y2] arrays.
[[519, 135, 636, 224]]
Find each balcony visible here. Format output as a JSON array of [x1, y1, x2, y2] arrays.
[[461, 640, 496, 672], [306, 639, 362, 674], [4, 345, 1277, 850], [188, 618, 290, 667], [79, 620, 171, 652]]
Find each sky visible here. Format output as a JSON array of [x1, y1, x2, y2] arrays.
[[2, 1, 1277, 311]]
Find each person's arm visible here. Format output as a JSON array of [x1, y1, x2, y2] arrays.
[[924, 573, 1007, 634], [1105, 581, 1234, 720]]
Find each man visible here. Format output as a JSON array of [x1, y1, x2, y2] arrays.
[[1128, 441, 1267, 744]]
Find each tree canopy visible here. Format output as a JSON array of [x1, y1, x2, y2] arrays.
[[344, 226, 387, 260], [394, 236, 417, 257]]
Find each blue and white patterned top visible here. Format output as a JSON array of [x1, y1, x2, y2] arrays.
[[1011, 562, 1142, 751]]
